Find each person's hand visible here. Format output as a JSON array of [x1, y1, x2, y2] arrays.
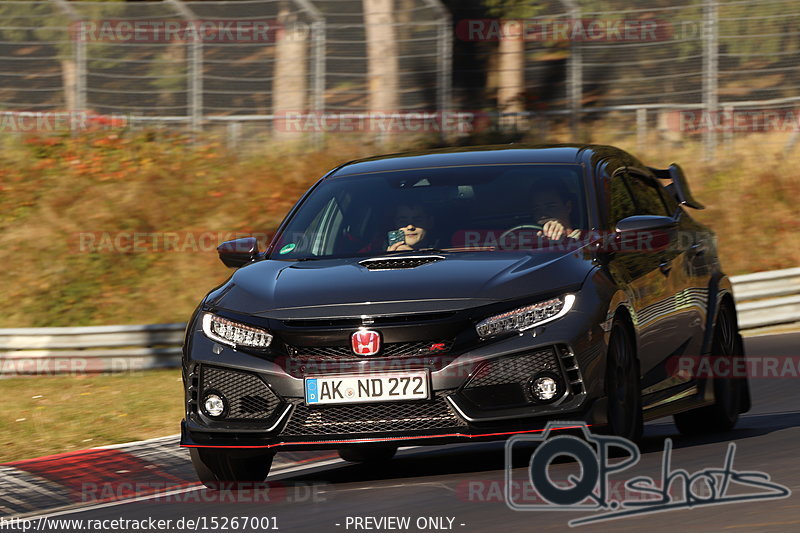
[[538, 219, 568, 240], [387, 242, 414, 251], [538, 220, 581, 240]]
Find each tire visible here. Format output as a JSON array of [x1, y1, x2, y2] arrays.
[[338, 445, 397, 463], [674, 302, 741, 435], [190, 448, 275, 489], [604, 320, 643, 443]]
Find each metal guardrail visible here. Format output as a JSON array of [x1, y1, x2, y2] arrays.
[[731, 267, 800, 330], [1, 268, 798, 375], [0, 323, 185, 375]]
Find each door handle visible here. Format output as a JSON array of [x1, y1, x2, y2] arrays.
[[659, 260, 672, 275]]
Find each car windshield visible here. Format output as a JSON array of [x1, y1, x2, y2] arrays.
[[271, 163, 587, 260]]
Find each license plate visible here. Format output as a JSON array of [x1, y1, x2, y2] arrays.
[[305, 372, 429, 405]]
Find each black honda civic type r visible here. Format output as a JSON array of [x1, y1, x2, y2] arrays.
[[181, 144, 750, 485]]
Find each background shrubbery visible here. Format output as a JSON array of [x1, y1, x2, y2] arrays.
[[1, 128, 798, 327]]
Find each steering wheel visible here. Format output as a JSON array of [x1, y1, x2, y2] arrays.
[[498, 224, 543, 242]]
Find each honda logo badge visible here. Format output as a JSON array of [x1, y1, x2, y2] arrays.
[[351, 329, 381, 356]]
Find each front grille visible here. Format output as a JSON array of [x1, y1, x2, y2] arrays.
[[281, 391, 465, 436], [286, 340, 453, 360], [465, 348, 559, 389], [200, 366, 282, 421], [359, 256, 444, 270]]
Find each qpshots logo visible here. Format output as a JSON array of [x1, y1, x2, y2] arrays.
[[505, 422, 790, 526]]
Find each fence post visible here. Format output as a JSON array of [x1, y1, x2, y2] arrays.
[[167, 0, 202, 133], [310, 19, 326, 148], [723, 104, 733, 152], [438, 10, 453, 142], [421, 0, 452, 142], [636, 107, 647, 153], [702, 0, 718, 161], [560, 0, 582, 139], [188, 34, 203, 133], [294, 0, 325, 147], [75, 29, 86, 111], [51, 0, 86, 113], [226, 121, 242, 149]]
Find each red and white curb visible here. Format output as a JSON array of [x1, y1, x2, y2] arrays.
[[0, 435, 338, 519]]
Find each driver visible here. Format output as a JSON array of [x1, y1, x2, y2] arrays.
[[530, 181, 581, 240]]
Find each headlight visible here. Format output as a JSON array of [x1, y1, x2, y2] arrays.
[[475, 294, 576, 338], [201, 312, 273, 349]]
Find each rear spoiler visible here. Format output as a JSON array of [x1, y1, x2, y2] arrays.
[[647, 163, 705, 210]]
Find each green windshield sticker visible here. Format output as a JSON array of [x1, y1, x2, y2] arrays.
[[279, 243, 296, 254]]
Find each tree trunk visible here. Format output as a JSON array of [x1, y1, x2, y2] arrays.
[[61, 58, 76, 111], [496, 22, 525, 128], [273, 9, 308, 139], [363, 0, 398, 114]]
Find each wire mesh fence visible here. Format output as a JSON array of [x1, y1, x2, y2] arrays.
[[0, 0, 799, 156], [0, 0, 448, 130]]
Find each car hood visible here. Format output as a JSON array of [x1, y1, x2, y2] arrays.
[[208, 248, 594, 319]]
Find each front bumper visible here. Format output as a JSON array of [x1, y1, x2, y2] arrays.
[[181, 308, 610, 451]]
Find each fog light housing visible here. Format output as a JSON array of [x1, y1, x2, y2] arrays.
[[529, 372, 564, 403], [203, 392, 226, 418]]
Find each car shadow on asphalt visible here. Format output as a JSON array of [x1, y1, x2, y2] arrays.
[[643, 410, 800, 451], [278, 410, 800, 487]]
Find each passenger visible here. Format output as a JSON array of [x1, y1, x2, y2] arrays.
[[387, 203, 437, 251]]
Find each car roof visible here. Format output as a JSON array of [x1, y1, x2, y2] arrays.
[[329, 143, 633, 178]]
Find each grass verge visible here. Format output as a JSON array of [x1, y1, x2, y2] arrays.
[[0, 369, 183, 463], [0, 127, 798, 329]]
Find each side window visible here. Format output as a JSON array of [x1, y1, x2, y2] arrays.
[[624, 174, 669, 216], [609, 176, 636, 225], [305, 196, 344, 255]]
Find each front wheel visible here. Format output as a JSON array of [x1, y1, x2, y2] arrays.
[[604, 321, 643, 442], [190, 448, 275, 489], [674, 302, 742, 435]]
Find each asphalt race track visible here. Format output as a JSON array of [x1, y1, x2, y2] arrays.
[[49, 333, 800, 532]]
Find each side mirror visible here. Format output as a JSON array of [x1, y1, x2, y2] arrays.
[[217, 237, 258, 268], [611, 216, 676, 254], [615, 215, 676, 233]]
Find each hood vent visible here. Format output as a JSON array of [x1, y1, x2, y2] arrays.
[[359, 255, 444, 270]]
